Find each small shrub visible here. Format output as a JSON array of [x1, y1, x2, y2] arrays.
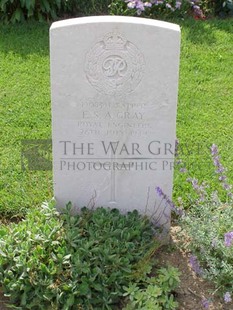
[[0, 0, 62, 23], [0, 0, 112, 23], [181, 199, 233, 299], [0, 201, 172, 309], [109, 0, 205, 20], [179, 144, 233, 303], [214, 0, 233, 17], [192, 0, 233, 17], [65, 0, 111, 16]]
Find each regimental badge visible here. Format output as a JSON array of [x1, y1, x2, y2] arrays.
[[85, 30, 145, 96]]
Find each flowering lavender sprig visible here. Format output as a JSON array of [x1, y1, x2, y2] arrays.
[[189, 255, 203, 275], [187, 177, 208, 203], [210, 144, 233, 199], [224, 292, 232, 303], [155, 186, 183, 216], [224, 231, 233, 247]]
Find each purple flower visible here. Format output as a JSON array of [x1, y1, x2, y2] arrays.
[[156, 186, 163, 197], [175, 138, 179, 147], [224, 292, 232, 303], [175, 1, 182, 9], [223, 183, 232, 191], [193, 4, 200, 10], [187, 178, 208, 203], [136, 0, 145, 10], [213, 155, 220, 164], [189, 255, 202, 275], [224, 231, 233, 247], [180, 167, 187, 173], [155, 186, 183, 216], [210, 144, 233, 196], [219, 175, 227, 181], [144, 1, 152, 7], [191, 178, 199, 189], [228, 192, 233, 198], [202, 298, 210, 309], [166, 3, 172, 8], [127, 1, 136, 8], [215, 166, 225, 174]]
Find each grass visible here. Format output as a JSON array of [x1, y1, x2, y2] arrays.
[[0, 18, 233, 217], [174, 18, 233, 202], [0, 22, 52, 216]]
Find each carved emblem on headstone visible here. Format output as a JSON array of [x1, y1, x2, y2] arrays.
[[85, 30, 145, 95]]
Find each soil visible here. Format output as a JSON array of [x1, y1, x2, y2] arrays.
[[0, 290, 9, 310], [157, 225, 233, 310], [0, 224, 232, 310]]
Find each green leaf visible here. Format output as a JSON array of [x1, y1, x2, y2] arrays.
[[41, 0, 50, 12], [79, 282, 89, 295], [21, 290, 27, 306], [66, 294, 74, 307], [26, 0, 35, 10], [10, 7, 23, 23], [0, 249, 7, 258], [20, 0, 25, 7]]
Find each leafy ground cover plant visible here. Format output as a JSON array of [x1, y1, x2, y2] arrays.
[[0, 202, 179, 309], [178, 144, 233, 304], [122, 266, 180, 309]]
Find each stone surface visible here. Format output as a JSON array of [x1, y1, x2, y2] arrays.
[[50, 16, 180, 230]]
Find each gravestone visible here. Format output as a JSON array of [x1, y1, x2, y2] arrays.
[[50, 16, 180, 231]]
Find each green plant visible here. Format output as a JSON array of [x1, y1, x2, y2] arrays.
[[0, 202, 163, 309], [0, 0, 63, 23], [0, 0, 112, 23], [109, 0, 192, 19], [68, 0, 111, 16], [123, 266, 180, 309], [214, 0, 233, 17], [193, 0, 233, 17], [180, 198, 233, 302], [179, 145, 233, 303], [109, 0, 209, 19], [109, 0, 233, 18]]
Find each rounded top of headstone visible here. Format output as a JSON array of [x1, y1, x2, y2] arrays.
[[50, 16, 180, 33]]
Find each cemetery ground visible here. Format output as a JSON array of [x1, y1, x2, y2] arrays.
[[0, 17, 233, 309]]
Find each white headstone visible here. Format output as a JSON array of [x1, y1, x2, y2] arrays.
[[50, 16, 180, 231]]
